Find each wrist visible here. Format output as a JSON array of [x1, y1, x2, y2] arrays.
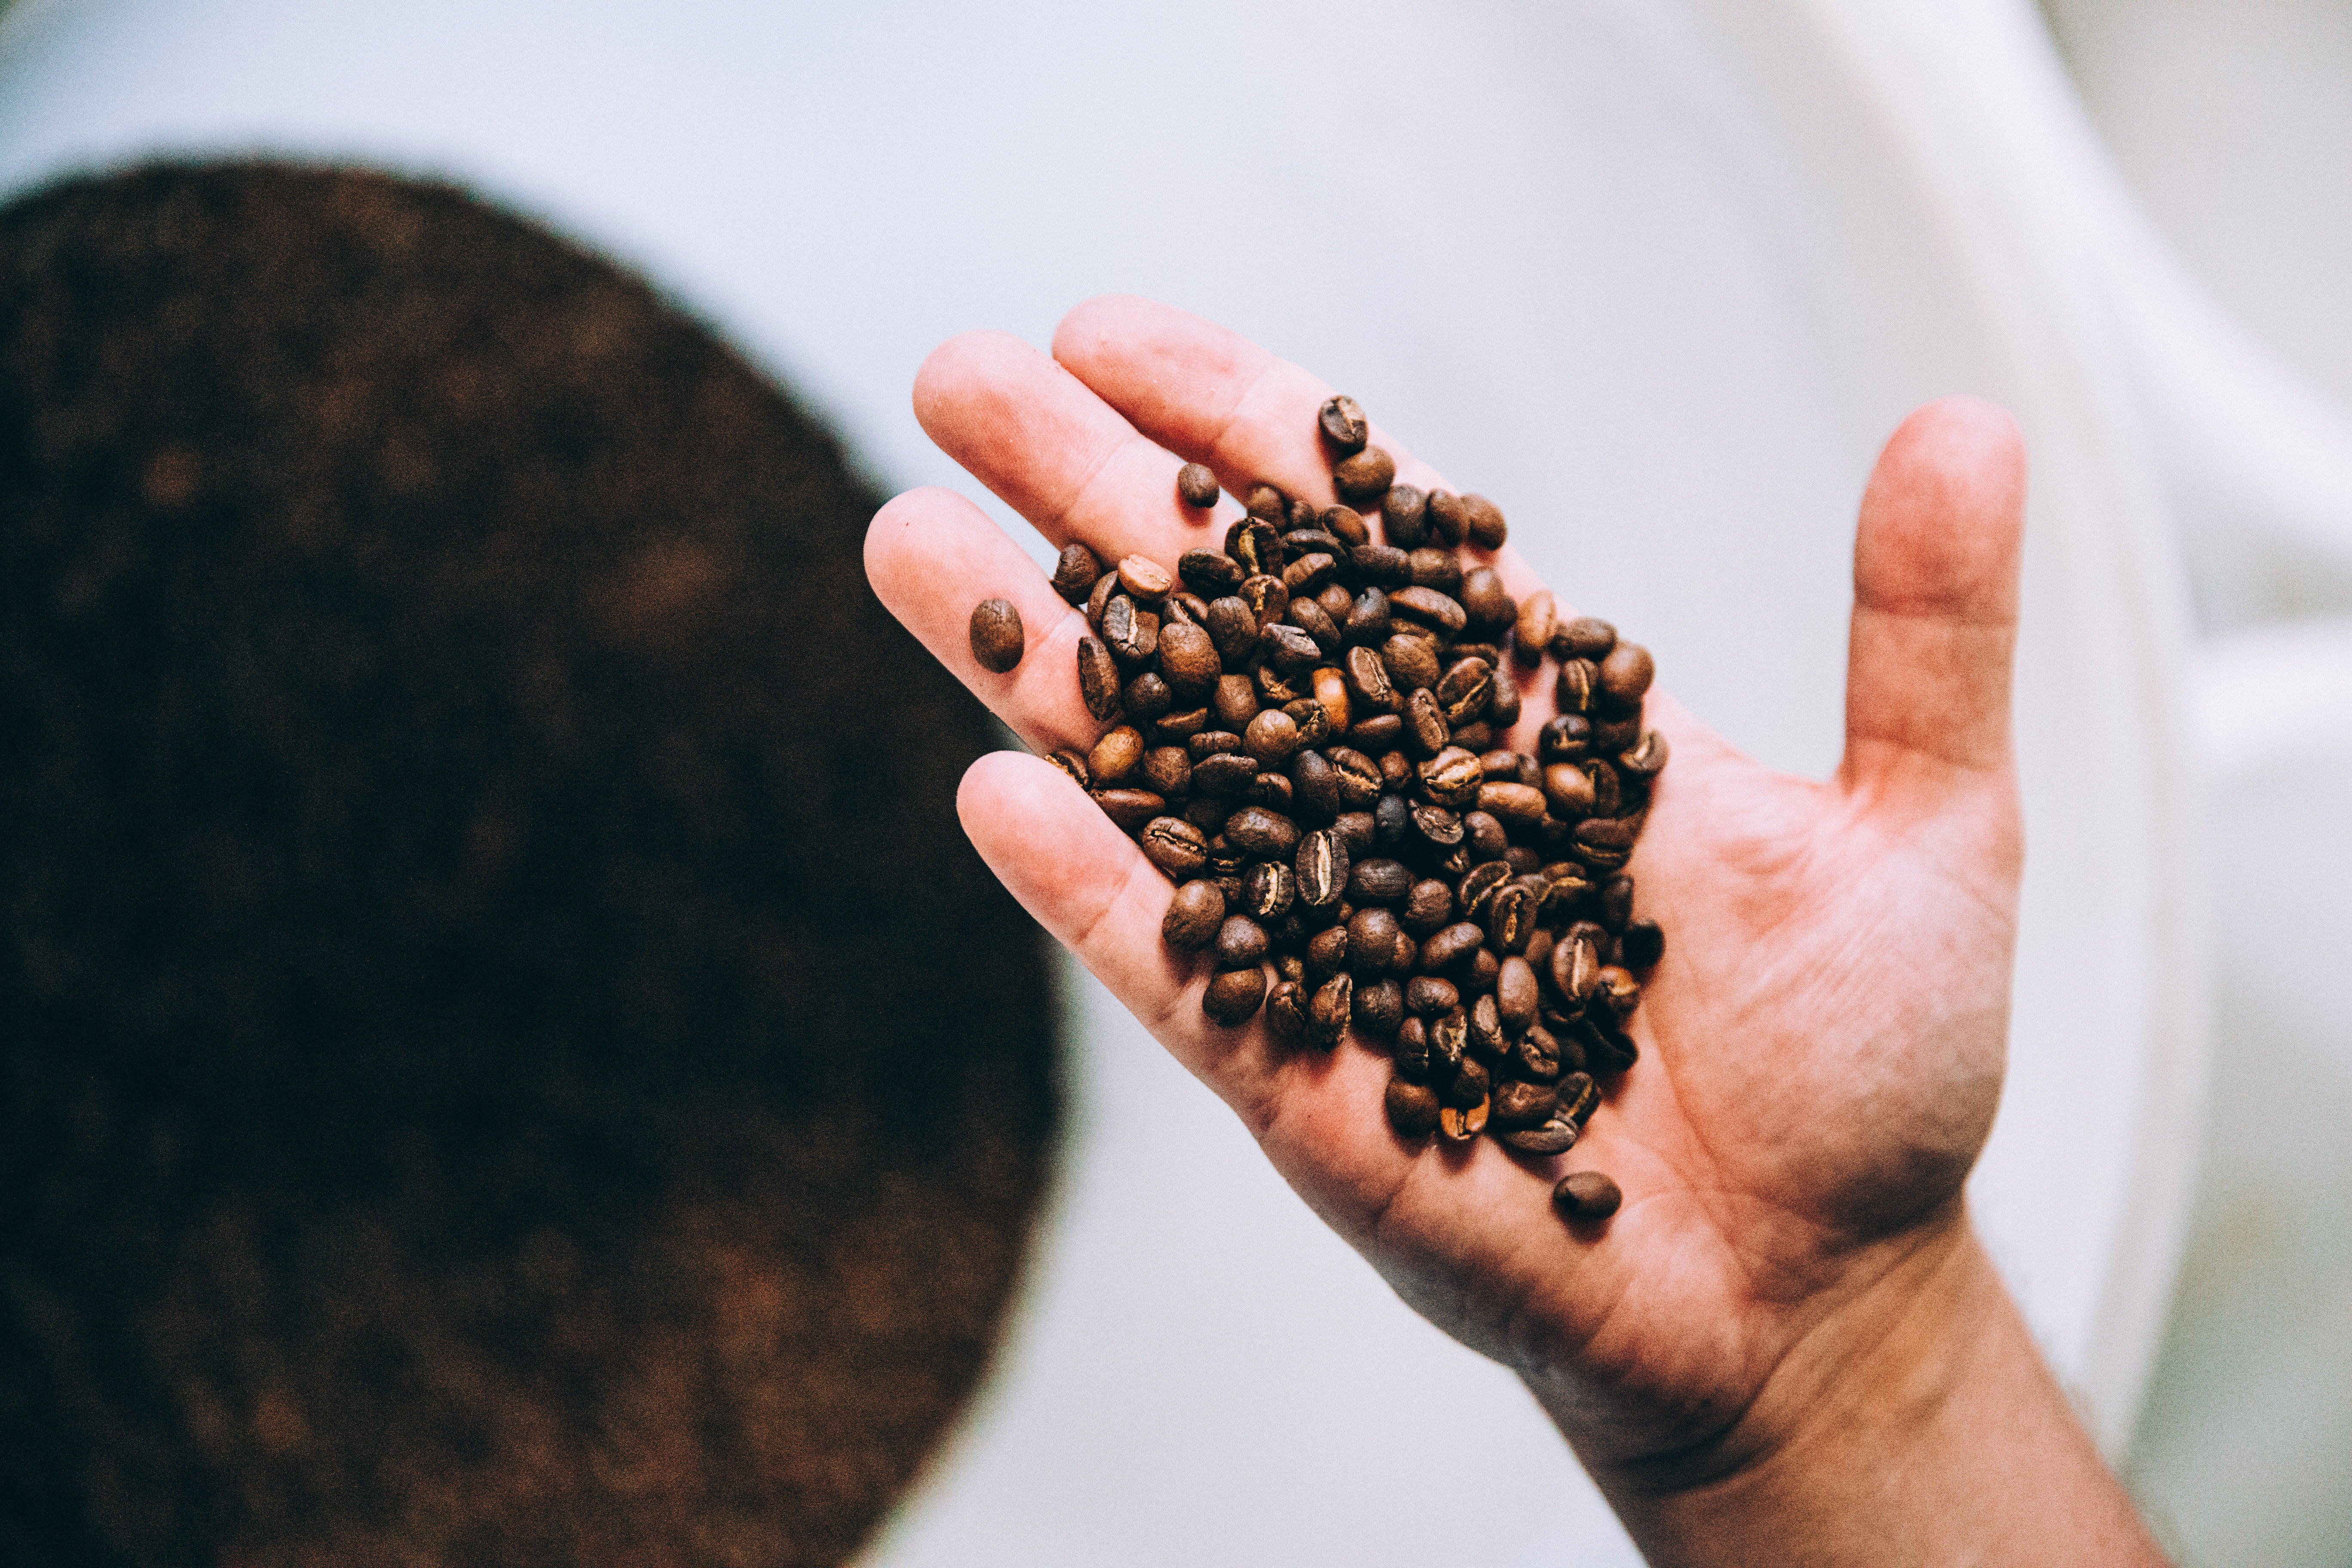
[[1560, 1208, 2166, 1567]]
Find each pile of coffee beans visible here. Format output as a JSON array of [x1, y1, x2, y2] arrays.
[[1025, 397, 1666, 1170]]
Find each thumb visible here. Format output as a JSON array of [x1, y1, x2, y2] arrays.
[[1839, 396, 2026, 802]]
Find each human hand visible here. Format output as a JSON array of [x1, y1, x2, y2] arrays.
[[865, 295, 2037, 1524]]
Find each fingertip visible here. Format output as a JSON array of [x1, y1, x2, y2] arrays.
[[1855, 396, 2026, 625], [1049, 293, 1162, 369], [913, 329, 1036, 442]]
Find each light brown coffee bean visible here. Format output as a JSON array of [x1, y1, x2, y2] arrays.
[[1424, 490, 1470, 546], [1513, 588, 1557, 664], [1438, 1098, 1489, 1142], [1388, 585, 1468, 637], [1156, 619, 1222, 696], [1309, 974, 1354, 1049], [969, 597, 1025, 672], [1476, 781, 1548, 827], [1496, 955, 1539, 1026], [1140, 815, 1210, 878], [1556, 616, 1617, 660], [1332, 444, 1396, 505], [1093, 788, 1165, 833], [1244, 708, 1302, 765], [1417, 746, 1483, 808], [1089, 724, 1144, 784]]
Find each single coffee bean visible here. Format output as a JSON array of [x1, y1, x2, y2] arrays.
[[1320, 505, 1370, 547], [1246, 767, 1296, 813], [1476, 781, 1548, 827], [1348, 855, 1413, 906], [1193, 752, 1258, 797], [1353, 977, 1404, 1039], [1182, 796, 1231, 835], [1380, 483, 1429, 548], [1467, 992, 1506, 1058], [1591, 711, 1644, 753], [1177, 462, 1220, 510], [1282, 551, 1338, 598], [1233, 518, 1284, 576], [1103, 595, 1159, 666], [1239, 573, 1291, 632], [1556, 616, 1617, 660], [1620, 918, 1664, 969], [1179, 546, 1243, 596], [1141, 815, 1210, 878], [1215, 914, 1271, 968], [1204, 965, 1269, 1026], [1577, 1009, 1640, 1074], [1555, 657, 1598, 714], [1450, 720, 1496, 756], [1553, 1170, 1622, 1221], [1435, 657, 1494, 725], [1311, 665, 1353, 735], [1162, 590, 1206, 626], [1121, 670, 1174, 724], [1163, 879, 1225, 949], [1331, 810, 1376, 856], [1309, 974, 1354, 1049], [1487, 881, 1537, 954], [1459, 567, 1513, 633], [1455, 860, 1512, 922], [1400, 877, 1454, 935], [1488, 663, 1523, 728], [1543, 762, 1597, 818], [1342, 585, 1392, 646], [1458, 809, 1506, 862], [1050, 543, 1101, 605], [1159, 704, 1214, 740], [1265, 979, 1310, 1048], [1046, 748, 1092, 790], [1424, 490, 1470, 546], [1598, 640, 1654, 708], [1418, 746, 1483, 808], [1116, 553, 1173, 600], [1285, 596, 1341, 654], [1409, 802, 1464, 848], [1291, 747, 1341, 815], [1348, 714, 1405, 754], [1350, 545, 1410, 591], [1243, 708, 1302, 766], [1384, 634, 1442, 698], [1345, 643, 1400, 714], [1086, 569, 1119, 635], [969, 597, 1025, 672], [1346, 906, 1404, 977], [1599, 873, 1636, 933], [1096, 787, 1167, 833], [1555, 1071, 1599, 1125], [1244, 861, 1298, 922], [1513, 588, 1557, 664], [1205, 597, 1261, 663], [1595, 964, 1640, 1019], [1318, 393, 1370, 453], [1304, 921, 1350, 982], [1403, 688, 1450, 757], [1537, 714, 1593, 764], [1500, 1120, 1577, 1155], [1589, 759, 1623, 819], [1389, 585, 1469, 637], [1089, 723, 1145, 784], [1406, 974, 1460, 1017], [1491, 1079, 1557, 1131], [1419, 921, 1485, 975], [1245, 483, 1287, 522], [1223, 805, 1301, 860], [1574, 816, 1638, 854], [1618, 729, 1669, 778], [1515, 1022, 1564, 1081], [1391, 1015, 1432, 1078], [1332, 444, 1396, 506], [1156, 619, 1222, 697], [1386, 1077, 1442, 1138], [1461, 494, 1509, 549], [1552, 925, 1603, 1003], [1406, 545, 1461, 593], [1439, 1099, 1490, 1142], [1211, 673, 1259, 733]]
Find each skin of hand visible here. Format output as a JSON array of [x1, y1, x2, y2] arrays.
[[866, 296, 2167, 1565]]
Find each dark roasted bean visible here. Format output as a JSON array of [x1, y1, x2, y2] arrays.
[[1424, 490, 1470, 546], [1392, 1015, 1431, 1078], [1436, 657, 1494, 724], [1286, 596, 1341, 654], [1354, 977, 1404, 1038], [1403, 687, 1450, 756], [1189, 728, 1244, 761], [1555, 657, 1598, 714], [1513, 589, 1556, 663], [1163, 879, 1225, 948], [1244, 709, 1302, 766], [1332, 444, 1396, 506], [1053, 543, 1103, 604], [1618, 729, 1669, 778], [1205, 596, 1260, 663], [1382, 632, 1441, 695], [1556, 1071, 1598, 1125], [1460, 565, 1512, 631], [1095, 788, 1166, 833], [1282, 551, 1338, 597], [1487, 662, 1523, 729], [1179, 546, 1243, 596], [1141, 815, 1210, 878], [1477, 781, 1548, 827], [1047, 748, 1092, 790], [1346, 906, 1404, 977], [1620, 918, 1664, 970], [1103, 596, 1159, 666], [1537, 714, 1593, 763], [1467, 992, 1506, 1059], [1177, 462, 1221, 511], [1400, 877, 1454, 935], [1305, 922, 1350, 983], [1491, 1079, 1556, 1130], [1406, 975, 1460, 1017], [1456, 861, 1513, 922], [1086, 569, 1119, 635], [1122, 670, 1174, 724], [1599, 874, 1635, 933], [969, 597, 1026, 672], [1544, 762, 1597, 818], [1244, 861, 1297, 922], [1386, 1077, 1441, 1137], [1296, 829, 1350, 909], [1439, 1052, 1488, 1108], [1345, 643, 1401, 714], [1265, 979, 1309, 1048], [1318, 394, 1369, 453], [1193, 751, 1257, 797], [1552, 924, 1604, 1003], [1418, 746, 1484, 807], [1556, 616, 1617, 660], [1409, 802, 1464, 848], [1204, 965, 1268, 1026], [1321, 505, 1369, 546], [1351, 543, 1411, 588], [1347, 856, 1413, 906], [1406, 546, 1462, 593], [1291, 747, 1341, 815], [1599, 640, 1654, 708], [1499, 1120, 1578, 1155], [1246, 484, 1287, 523], [1514, 1023, 1564, 1081], [1381, 483, 1428, 548], [1553, 1170, 1622, 1221], [1156, 619, 1222, 696], [1309, 974, 1354, 1049], [1592, 711, 1643, 753], [1389, 585, 1468, 637], [1215, 915, 1271, 969], [1420, 921, 1485, 974]]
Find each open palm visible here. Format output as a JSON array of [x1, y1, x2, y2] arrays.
[[866, 296, 2025, 1484]]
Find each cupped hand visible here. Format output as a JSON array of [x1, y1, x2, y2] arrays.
[[864, 295, 2025, 1491]]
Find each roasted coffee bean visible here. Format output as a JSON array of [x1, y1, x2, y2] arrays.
[[1309, 974, 1354, 1049], [1231, 518, 1285, 579], [1435, 657, 1493, 725], [1116, 553, 1172, 601], [1317, 393, 1370, 453], [1122, 671, 1174, 724], [1487, 664, 1523, 728], [1400, 877, 1454, 935], [1351, 977, 1404, 1039], [1096, 787, 1168, 832], [1350, 544, 1410, 590], [1386, 1077, 1441, 1137], [1467, 993, 1506, 1058], [1460, 494, 1509, 550], [1178, 546, 1243, 596], [1086, 570, 1119, 635], [1598, 640, 1654, 708], [1103, 596, 1160, 666], [1332, 444, 1396, 505], [1553, 1170, 1622, 1221], [1193, 751, 1258, 798], [1291, 747, 1341, 815], [1555, 657, 1598, 715], [1320, 505, 1370, 548], [1513, 589, 1557, 662], [1285, 597, 1341, 655], [1476, 781, 1548, 828], [1177, 462, 1221, 510], [1419, 921, 1485, 975], [1406, 546, 1462, 594], [1592, 711, 1643, 753], [1595, 965, 1640, 1019], [1451, 722, 1497, 756], [1348, 715, 1406, 756], [1331, 810, 1375, 856], [1222, 806, 1299, 860], [1514, 1022, 1564, 1081], [1389, 585, 1468, 637], [1556, 1071, 1598, 1125], [1499, 1120, 1577, 1155], [1216, 915, 1271, 969], [1523, 924, 1556, 974], [1046, 748, 1092, 790], [1244, 766, 1295, 812], [1577, 1009, 1639, 1074], [1406, 975, 1460, 1017], [1574, 817, 1638, 857], [1182, 797, 1232, 836], [1245, 483, 1287, 523], [1491, 1079, 1557, 1131], [1460, 566, 1512, 631], [1296, 827, 1353, 912], [1344, 643, 1400, 714], [1391, 1014, 1432, 1078], [1089, 724, 1145, 785], [1156, 619, 1222, 696], [1243, 861, 1298, 922], [1552, 924, 1603, 1003], [1236, 573, 1289, 635], [1455, 811, 1503, 863], [969, 597, 1026, 673], [1158, 703, 1212, 739], [1341, 586, 1392, 646], [1543, 762, 1597, 818], [1537, 714, 1593, 764], [1599, 874, 1635, 933], [1379, 482, 1429, 548], [1283, 551, 1338, 598], [1051, 542, 1102, 604], [1409, 802, 1464, 848], [1424, 490, 1470, 547], [1618, 729, 1669, 779], [1308, 665, 1353, 736], [1211, 673, 1260, 733], [1163, 590, 1206, 627], [1265, 980, 1309, 1048], [1141, 815, 1210, 878], [1418, 747, 1483, 808], [1163, 879, 1225, 949], [1403, 688, 1450, 756], [1204, 965, 1269, 1026], [1346, 855, 1412, 906], [1346, 906, 1404, 977], [1620, 918, 1664, 969], [1259, 622, 1320, 677], [1189, 728, 1245, 762], [1305, 921, 1351, 982], [1456, 860, 1513, 921], [1382, 632, 1441, 695], [1204, 597, 1260, 664], [1556, 616, 1617, 660], [1241, 709, 1300, 767], [1439, 1099, 1490, 1142], [1439, 1053, 1488, 1108], [1487, 881, 1537, 954]]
